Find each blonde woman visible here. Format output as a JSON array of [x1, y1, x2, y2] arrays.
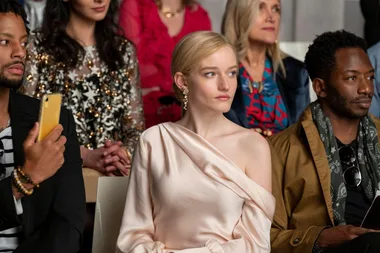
[[116, 31, 275, 253], [223, 0, 310, 136]]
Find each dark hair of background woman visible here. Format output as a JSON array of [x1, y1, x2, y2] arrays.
[[39, 0, 124, 70]]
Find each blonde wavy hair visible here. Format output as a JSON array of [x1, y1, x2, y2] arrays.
[[222, 0, 286, 77], [171, 31, 235, 100]]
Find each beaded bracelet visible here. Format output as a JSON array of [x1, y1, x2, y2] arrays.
[[12, 179, 27, 196], [13, 170, 34, 195], [16, 166, 40, 188], [12, 170, 34, 196]]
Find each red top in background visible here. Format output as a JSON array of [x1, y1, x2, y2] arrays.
[[119, 0, 211, 92], [119, 0, 211, 127]]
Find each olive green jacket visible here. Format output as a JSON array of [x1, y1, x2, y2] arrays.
[[268, 106, 380, 252]]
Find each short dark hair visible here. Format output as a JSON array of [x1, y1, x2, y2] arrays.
[[0, 0, 29, 33], [305, 30, 367, 81]]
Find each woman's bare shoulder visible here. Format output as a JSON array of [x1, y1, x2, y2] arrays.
[[225, 120, 268, 147], [225, 121, 272, 192]]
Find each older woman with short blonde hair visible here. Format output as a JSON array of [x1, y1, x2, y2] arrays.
[[223, 0, 310, 136]]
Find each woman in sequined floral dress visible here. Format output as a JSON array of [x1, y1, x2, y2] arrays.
[[21, 0, 145, 176]]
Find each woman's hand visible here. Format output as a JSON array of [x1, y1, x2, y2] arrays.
[[81, 146, 107, 174], [81, 140, 131, 176], [103, 140, 131, 176]]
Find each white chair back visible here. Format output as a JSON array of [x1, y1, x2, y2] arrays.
[[92, 177, 129, 253]]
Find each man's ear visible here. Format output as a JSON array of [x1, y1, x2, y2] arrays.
[[313, 78, 327, 98]]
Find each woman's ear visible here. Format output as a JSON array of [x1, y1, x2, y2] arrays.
[[173, 72, 188, 91]]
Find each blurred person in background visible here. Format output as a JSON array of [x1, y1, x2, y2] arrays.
[[20, 1, 144, 250], [360, 0, 380, 47], [368, 41, 380, 117], [118, 0, 211, 128], [223, 0, 310, 137], [21, 0, 144, 176]]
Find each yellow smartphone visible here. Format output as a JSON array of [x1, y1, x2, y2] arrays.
[[37, 93, 62, 142]]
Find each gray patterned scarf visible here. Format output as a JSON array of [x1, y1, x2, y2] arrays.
[[311, 101, 380, 225]]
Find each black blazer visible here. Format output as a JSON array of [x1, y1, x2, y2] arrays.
[[0, 91, 85, 253], [225, 56, 310, 128]]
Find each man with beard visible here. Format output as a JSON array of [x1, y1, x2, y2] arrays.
[[269, 30, 380, 253], [0, 0, 85, 252]]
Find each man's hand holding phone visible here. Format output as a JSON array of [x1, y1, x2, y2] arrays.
[[22, 122, 66, 184]]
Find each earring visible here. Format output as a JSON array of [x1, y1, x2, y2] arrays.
[[182, 88, 188, 110]]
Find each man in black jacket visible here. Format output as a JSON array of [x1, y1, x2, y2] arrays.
[[0, 0, 85, 252]]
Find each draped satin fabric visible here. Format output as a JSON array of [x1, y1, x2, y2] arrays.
[[116, 122, 275, 253]]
